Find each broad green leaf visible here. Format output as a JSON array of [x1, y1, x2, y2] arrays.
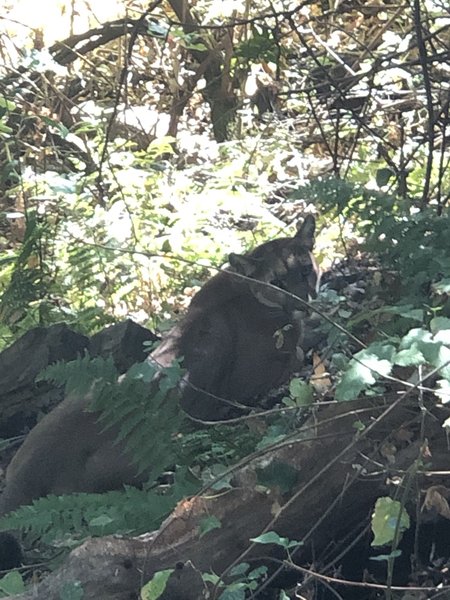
[[229, 563, 250, 577], [0, 571, 26, 595], [140, 569, 174, 600], [288, 378, 313, 406], [199, 515, 222, 538], [256, 461, 298, 494], [430, 317, 450, 335], [398, 328, 431, 350], [336, 347, 393, 401], [202, 573, 220, 584], [394, 343, 425, 366], [371, 497, 410, 547]]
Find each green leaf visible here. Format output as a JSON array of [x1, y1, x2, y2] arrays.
[[376, 168, 394, 187], [60, 581, 84, 600], [289, 378, 313, 406], [0, 571, 26, 595], [435, 379, 450, 404], [88, 515, 114, 528], [433, 278, 450, 294], [336, 347, 393, 401], [353, 420, 366, 432], [0, 122, 13, 135], [371, 497, 410, 547], [248, 566, 268, 580], [140, 569, 174, 600], [229, 563, 250, 577], [199, 515, 222, 538], [256, 461, 298, 494], [147, 21, 169, 38], [398, 328, 431, 350], [380, 305, 424, 321], [202, 573, 220, 585], [250, 531, 302, 549], [394, 343, 425, 366], [0, 97, 16, 111], [161, 239, 172, 253], [42, 115, 70, 138], [430, 317, 450, 334], [370, 549, 402, 561]]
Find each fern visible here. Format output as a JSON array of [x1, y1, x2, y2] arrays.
[[37, 353, 118, 396], [38, 353, 186, 479], [0, 468, 199, 545], [0, 212, 54, 328]]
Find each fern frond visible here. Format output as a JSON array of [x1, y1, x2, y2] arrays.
[[37, 353, 118, 396], [0, 468, 199, 545], [38, 354, 187, 479]]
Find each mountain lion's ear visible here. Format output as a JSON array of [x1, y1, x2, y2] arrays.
[[228, 253, 259, 276], [295, 215, 316, 250]]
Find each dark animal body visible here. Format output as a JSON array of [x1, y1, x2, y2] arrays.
[[0, 216, 319, 562]]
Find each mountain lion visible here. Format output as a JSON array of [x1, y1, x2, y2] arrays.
[[0, 216, 319, 565]]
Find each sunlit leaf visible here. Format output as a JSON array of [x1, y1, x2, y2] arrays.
[[371, 497, 410, 547]]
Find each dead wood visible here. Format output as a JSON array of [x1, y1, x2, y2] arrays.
[[12, 394, 447, 600]]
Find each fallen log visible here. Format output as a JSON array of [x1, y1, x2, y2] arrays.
[[11, 393, 448, 599]]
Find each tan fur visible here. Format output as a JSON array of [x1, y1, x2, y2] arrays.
[[0, 216, 319, 516]]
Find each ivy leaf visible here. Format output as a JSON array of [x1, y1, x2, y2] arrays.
[[394, 343, 425, 366], [399, 328, 431, 349], [336, 346, 394, 401], [140, 569, 174, 600], [371, 497, 410, 547]]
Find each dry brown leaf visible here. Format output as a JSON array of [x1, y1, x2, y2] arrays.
[[310, 352, 332, 394], [422, 485, 450, 520], [379, 441, 397, 464]]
